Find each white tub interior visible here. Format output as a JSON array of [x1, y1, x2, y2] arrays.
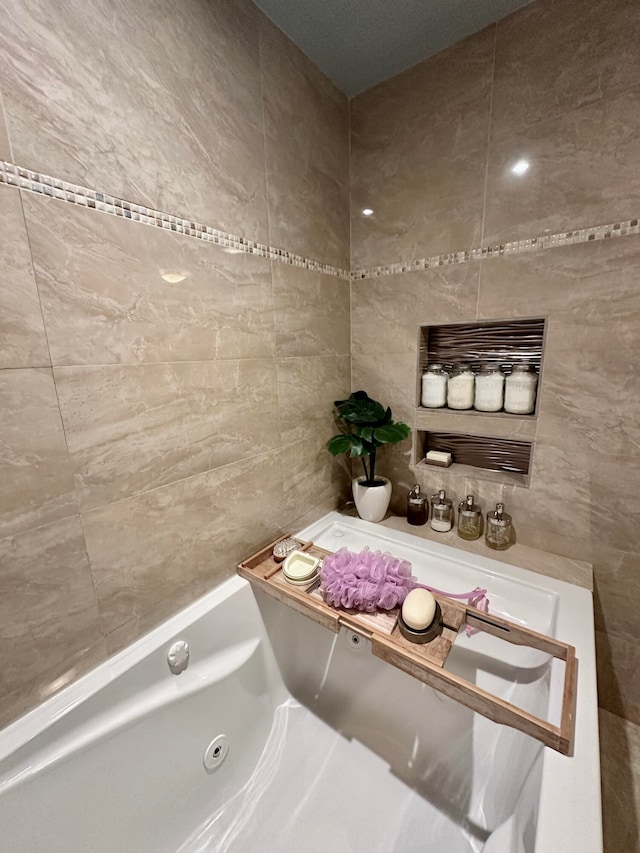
[[0, 513, 601, 853]]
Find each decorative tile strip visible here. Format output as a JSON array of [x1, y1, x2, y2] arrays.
[[0, 160, 350, 280], [350, 219, 640, 280], [2, 160, 638, 283]]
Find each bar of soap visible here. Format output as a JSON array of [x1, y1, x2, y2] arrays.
[[402, 589, 437, 630], [425, 450, 453, 467]]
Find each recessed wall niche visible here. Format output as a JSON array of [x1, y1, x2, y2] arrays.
[[416, 317, 546, 418], [413, 430, 533, 487], [413, 318, 546, 487]]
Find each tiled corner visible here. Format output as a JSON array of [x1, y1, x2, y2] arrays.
[[351, 264, 480, 356], [259, 13, 349, 186], [273, 263, 350, 358]]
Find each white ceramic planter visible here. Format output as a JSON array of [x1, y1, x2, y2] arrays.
[[352, 476, 392, 523]]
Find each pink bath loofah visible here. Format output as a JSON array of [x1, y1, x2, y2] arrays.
[[320, 546, 489, 634]]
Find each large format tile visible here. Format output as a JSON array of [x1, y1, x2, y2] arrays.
[[22, 193, 275, 365], [0, 368, 77, 538], [478, 239, 640, 555], [599, 708, 640, 853], [0, 185, 49, 368], [351, 26, 494, 163], [55, 360, 279, 511], [266, 143, 349, 268], [464, 430, 593, 563], [349, 27, 493, 269], [277, 356, 351, 445], [0, 0, 268, 238], [0, 639, 107, 732], [273, 264, 350, 358], [594, 548, 640, 643], [350, 145, 486, 269], [281, 438, 346, 527], [0, 515, 101, 699], [351, 351, 418, 426], [596, 629, 640, 726], [259, 14, 348, 186], [483, 88, 640, 246], [492, 0, 640, 137], [0, 85, 11, 160], [83, 451, 284, 636], [351, 265, 480, 356]]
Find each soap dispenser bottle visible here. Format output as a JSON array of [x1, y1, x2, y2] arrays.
[[407, 484, 428, 526], [457, 495, 482, 541], [485, 502, 513, 550], [430, 489, 454, 532]]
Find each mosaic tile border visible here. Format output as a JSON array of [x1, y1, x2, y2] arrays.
[[2, 160, 639, 282], [350, 219, 640, 280], [0, 161, 350, 280]]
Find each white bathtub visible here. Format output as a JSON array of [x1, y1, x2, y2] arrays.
[[0, 512, 602, 853]]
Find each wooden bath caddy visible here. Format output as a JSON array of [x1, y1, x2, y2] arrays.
[[238, 536, 577, 756]]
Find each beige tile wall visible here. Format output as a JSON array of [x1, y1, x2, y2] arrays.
[[350, 0, 640, 729], [0, 0, 350, 728], [2, 0, 639, 757]]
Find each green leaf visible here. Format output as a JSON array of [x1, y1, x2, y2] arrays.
[[354, 425, 374, 442], [333, 391, 387, 425], [326, 434, 359, 456], [372, 422, 411, 444]]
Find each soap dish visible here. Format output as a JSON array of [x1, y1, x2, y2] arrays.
[[397, 603, 443, 644], [282, 550, 321, 584]]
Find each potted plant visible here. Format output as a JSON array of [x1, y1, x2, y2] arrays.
[[326, 390, 410, 522]]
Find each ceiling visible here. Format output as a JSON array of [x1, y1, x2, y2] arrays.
[[254, 0, 531, 97]]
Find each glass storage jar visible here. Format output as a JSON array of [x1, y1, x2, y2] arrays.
[[457, 495, 482, 541], [430, 489, 454, 532], [504, 364, 538, 414], [485, 502, 513, 550], [474, 364, 505, 412], [407, 484, 428, 526], [421, 364, 448, 408], [447, 363, 475, 410]]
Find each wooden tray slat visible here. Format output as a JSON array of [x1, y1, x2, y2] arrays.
[[238, 535, 577, 755]]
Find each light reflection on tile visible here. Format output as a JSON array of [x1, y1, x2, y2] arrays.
[[22, 192, 277, 366]]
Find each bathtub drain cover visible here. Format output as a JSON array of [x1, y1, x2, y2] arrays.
[[203, 734, 229, 773]]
